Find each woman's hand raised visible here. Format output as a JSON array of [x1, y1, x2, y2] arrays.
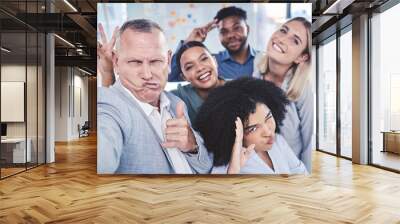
[[227, 117, 255, 174]]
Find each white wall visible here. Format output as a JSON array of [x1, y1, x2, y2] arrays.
[[1, 82, 25, 122], [1, 65, 26, 132], [55, 67, 89, 141], [1, 65, 38, 138], [55, 66, 69, 141], [1, 63, 46, 163], [72, 73, 89, 138]]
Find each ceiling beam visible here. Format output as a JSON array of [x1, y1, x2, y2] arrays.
[[66, 13, 97, 46], [322, 0, 356, 14]]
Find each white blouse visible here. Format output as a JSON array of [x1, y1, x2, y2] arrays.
[[252, 53, 314, 173], [211, 134, 308, 175]]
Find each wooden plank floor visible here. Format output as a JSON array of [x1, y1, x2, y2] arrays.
[[372, 150, 400, 171], [1, 134, 400, 223], [0, 167, 26, 178]]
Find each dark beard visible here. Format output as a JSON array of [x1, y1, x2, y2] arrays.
[[225, 37, 248, 55]]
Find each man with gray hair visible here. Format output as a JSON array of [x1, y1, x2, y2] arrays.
[[97, 19, 212, 174]]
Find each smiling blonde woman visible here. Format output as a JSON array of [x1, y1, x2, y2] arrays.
[[253, 17, 313, 173]]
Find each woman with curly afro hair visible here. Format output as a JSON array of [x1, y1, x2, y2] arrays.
[[195, 77, 308, 174]]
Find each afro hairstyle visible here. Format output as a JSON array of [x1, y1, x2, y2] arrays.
[[194, 77, 289, 166]]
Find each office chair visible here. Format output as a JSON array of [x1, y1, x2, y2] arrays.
[[79, 121, 90, 138]]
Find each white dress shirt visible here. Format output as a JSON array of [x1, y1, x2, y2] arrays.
[[122, 86, 193, 174]]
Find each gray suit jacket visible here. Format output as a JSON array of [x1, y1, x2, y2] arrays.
[[97, 80, 212, 174]]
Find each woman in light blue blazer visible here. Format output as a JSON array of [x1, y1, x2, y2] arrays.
[[253, 17, 313, 173], [195, 78, 308, 175]]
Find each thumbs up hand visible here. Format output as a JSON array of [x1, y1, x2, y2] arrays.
[[162, 101, 198, 153], [175, 100, 185, 119]]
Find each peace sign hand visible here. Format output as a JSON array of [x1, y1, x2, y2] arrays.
[[184, 19, 218, 43], [97, 23, 119, 86]]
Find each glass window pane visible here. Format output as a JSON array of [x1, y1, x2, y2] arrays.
[[312, 46, 317, 152], [38, 32, 45, 165], [371, 3, 400, 171], [1, 29, 28, 178], [1, 0, 46, 179], [340, 29, 352, 158], [318, 37, 337, 154], [27, 31, 38, 169]]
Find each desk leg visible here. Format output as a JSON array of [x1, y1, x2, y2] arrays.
[[382, 133, 386, 152]]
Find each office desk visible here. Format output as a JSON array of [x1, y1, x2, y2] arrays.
[[1, 138, 31, 163], [381, 131, 400, 154]]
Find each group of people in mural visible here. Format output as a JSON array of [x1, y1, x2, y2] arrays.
[[96, 6, 313, 175]]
